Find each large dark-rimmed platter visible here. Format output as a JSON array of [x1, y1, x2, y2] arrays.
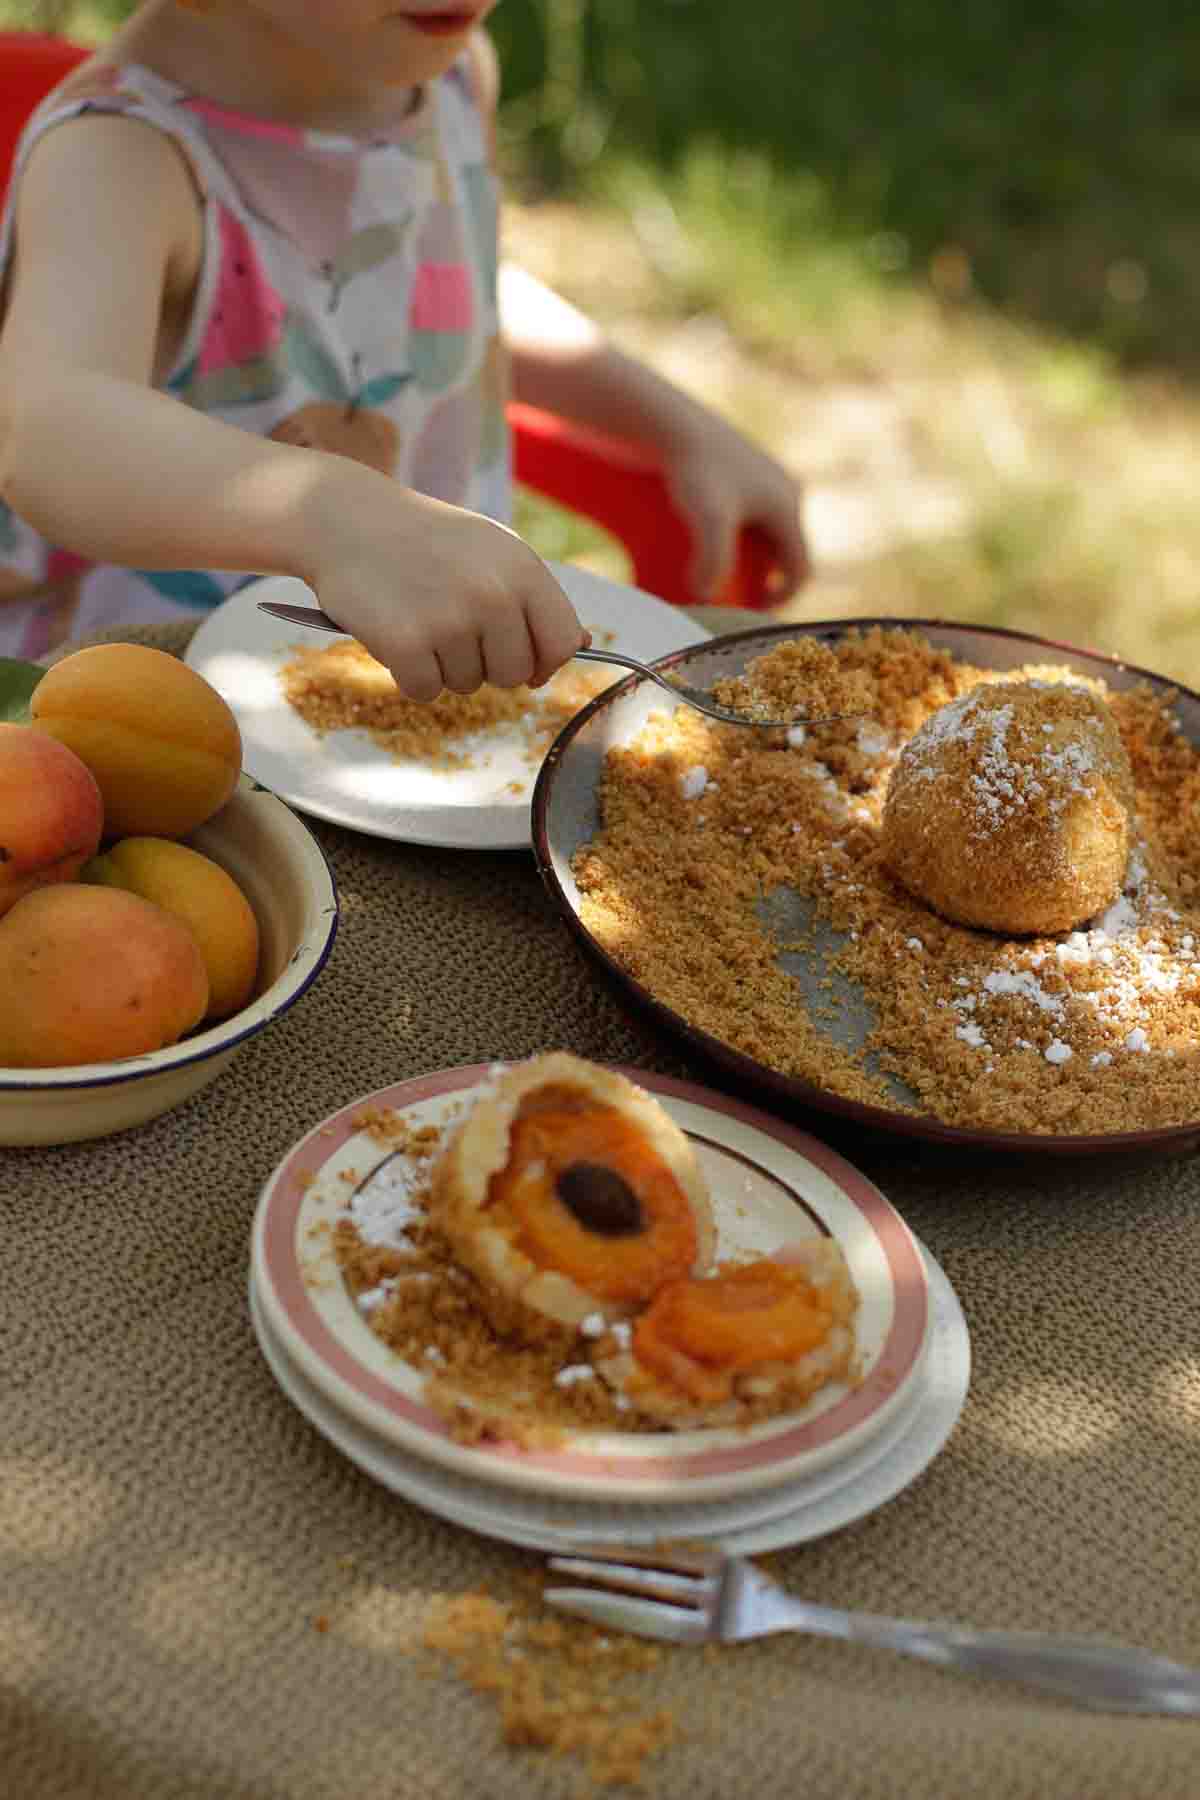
[[532, 618, 1200, 1156]]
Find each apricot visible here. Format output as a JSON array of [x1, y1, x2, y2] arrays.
[[84, 836, 260, 1022], [0, 884, 209, 1067], [631, 1260, 837, 1404], [493, 1097, 700, 1303], [637, 1261, 832, 1367], [0, 722, 104, 918], [30, 644, 241, 838]]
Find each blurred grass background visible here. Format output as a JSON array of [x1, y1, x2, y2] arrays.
[[11, 0, 1200, 683]]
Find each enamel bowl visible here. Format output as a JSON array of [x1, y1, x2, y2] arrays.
[[0, 774, 338, 1147]]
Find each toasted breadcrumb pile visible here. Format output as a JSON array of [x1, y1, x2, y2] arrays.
[[418, 1582, 676, 1787], [280, 637, 609, 770], [712, 636, 875, 722], [571, 627, 1200, 1136]]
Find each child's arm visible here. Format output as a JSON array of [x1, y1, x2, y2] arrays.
[[501, 265, 809, 602], [0, 114, 584, 698]]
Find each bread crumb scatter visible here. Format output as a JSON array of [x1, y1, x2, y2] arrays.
[[571, 627, 1200, 1136], [279, 638, 609, 769], [418, 1584, 676, 1787], [311, 1557, 680, 1788]]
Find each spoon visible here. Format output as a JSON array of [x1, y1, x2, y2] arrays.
[[256, 598, 861, 730]]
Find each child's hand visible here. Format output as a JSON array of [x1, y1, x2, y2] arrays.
[[304, 475, 586, 701], [662, 413, 809, 603]]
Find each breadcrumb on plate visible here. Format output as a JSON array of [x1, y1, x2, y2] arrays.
[[279, 638, 609, 770]]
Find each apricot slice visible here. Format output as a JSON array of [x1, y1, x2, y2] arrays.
[[489, 1088, 699, 1303], [631, 1259, 838, 1402]]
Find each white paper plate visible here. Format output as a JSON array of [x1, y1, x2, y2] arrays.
[[249, 1241, 968, 1552], [250, 1064, 931, 1504], [183, 564, 710, 849]]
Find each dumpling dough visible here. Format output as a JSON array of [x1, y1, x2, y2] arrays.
[[428, 1052, 715, 1340], [881, 680, 1135, 936]]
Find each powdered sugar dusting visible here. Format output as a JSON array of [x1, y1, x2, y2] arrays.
[[935, 841, 1190, 1065], [349, 1158, 425, 1248], [903, 682, 1108, 838]]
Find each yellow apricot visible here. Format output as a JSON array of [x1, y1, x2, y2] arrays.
[[84, 836, 260, 1022], [0, 884, 209, 1067], [31, 644, 241, 838]]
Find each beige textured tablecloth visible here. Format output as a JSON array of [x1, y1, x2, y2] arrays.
[[4, 617, 1200, 1799]]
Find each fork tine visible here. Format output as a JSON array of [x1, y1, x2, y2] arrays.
[[543, 1587, 710, 1645], [548, 1540, 720, 1577], [547, 1555, 709, 1607]]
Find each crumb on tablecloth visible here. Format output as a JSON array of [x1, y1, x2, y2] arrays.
[[419, 1585, 676, 1788]]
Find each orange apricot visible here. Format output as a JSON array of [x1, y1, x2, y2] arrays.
[[0, 883, 208, 1066], [632, 1260, 836, 1400], [490, 1094, 699, 1303]]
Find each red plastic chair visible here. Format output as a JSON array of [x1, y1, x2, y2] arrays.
[[1, 30, 776, 608]]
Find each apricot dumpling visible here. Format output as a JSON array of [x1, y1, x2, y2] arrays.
[[428, 1053, 715, 1341], [593, 1239, 859, 1427], [881, 680, 1135, 936]]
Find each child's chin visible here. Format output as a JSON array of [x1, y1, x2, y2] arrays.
[[369, 38, 470, 87]]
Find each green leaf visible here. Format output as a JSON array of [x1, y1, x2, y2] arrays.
[[0, 657, 45, 724]]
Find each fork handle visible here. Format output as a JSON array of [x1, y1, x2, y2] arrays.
[[773, 1599, 1200, 1714]]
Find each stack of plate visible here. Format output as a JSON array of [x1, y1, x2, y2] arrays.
[[249, 1067, 970, 1552]]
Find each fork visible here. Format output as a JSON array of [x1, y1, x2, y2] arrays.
[[254, 597, 857, 729], [544, 1544, 1200, 1715]]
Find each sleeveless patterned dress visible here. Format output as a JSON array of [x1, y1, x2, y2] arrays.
[[0, 56, 508, 658]]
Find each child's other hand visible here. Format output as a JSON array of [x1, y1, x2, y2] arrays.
[[663, 416, 809, 603], [305, 476, 585, 700]]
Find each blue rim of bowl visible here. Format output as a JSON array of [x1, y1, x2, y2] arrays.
[[531, 614, 1200, 1157], [0, 788, 339, 1092]]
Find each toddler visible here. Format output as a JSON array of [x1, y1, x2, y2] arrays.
[[0, 0, 807, 698]]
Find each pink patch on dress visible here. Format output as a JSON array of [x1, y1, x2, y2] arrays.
[[47, 548, 90, 582], [185, 98, 305, 146], [197, 209, 288, 375], [409, 262, 474, 333]]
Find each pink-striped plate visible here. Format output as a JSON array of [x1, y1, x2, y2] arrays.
[[249, 1065, 931, 1503]]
